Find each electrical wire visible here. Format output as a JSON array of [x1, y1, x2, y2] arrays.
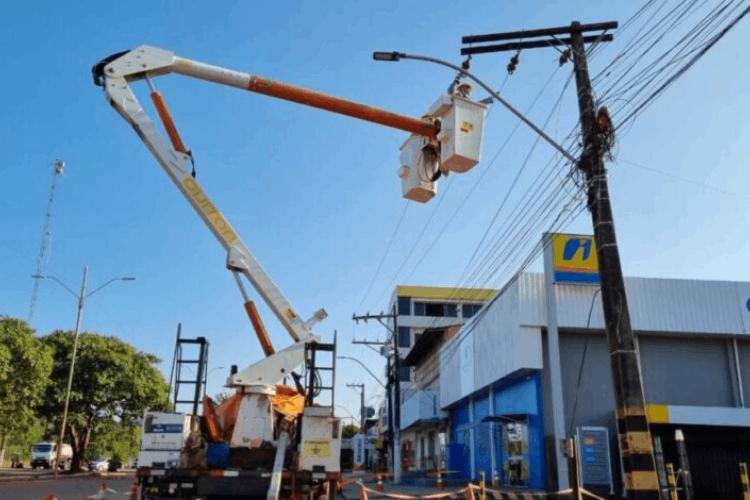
[[399, 66, 564, 285], [356, 201, 410, 311], [618, 158, 750, 201]]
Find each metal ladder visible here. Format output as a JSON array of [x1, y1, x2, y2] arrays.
[[303, 331, 337, 408], [168, 323, 209, 415]]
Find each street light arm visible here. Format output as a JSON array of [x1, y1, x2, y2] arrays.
[[32, 274, 79, 300], [338, 356, 385, 388], [375, 51, 577, 164], [85, 277, 136, 299]]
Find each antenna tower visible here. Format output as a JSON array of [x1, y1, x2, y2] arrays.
[[28, 159, 64, 323]]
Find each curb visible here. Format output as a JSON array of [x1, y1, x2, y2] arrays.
[[0, 470, 134, 483]]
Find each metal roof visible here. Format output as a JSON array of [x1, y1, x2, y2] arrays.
[[518, 272, 750, 336]]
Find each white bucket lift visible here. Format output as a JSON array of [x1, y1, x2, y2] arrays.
[[398, 92, 487, 202], [430, 94, 487, 173], [398, 134, 439, 203]]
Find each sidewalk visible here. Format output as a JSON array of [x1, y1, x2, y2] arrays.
[[340, 475, 462, 499]]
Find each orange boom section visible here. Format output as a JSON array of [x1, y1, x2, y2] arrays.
[[247, 76, 438, 140]]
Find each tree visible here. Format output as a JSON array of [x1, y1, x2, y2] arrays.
[[86, 419, 140, 467], [342, 424, 360, 439], [40, 331, 169, 472], [0, 318, 53, 466]]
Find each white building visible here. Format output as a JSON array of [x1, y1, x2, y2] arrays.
[[388, 285, 495, 471], [438, 233, 750, 498]]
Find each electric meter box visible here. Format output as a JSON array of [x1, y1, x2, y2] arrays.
[[428, 94, 487, 173], [398, 134, 437, 203], [298, 406, 342, 474]]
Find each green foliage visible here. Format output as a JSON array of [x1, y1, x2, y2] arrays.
[[3, 418, 47, 463], [342, 423, 360, 439], [39, 331, 170, 470], [41, 331, 170, 425], [0, 318, 53, 447], [86, 419, 140, 463]]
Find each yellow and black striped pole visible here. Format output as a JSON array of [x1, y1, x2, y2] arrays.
[[665, 463, 678, 500], [570, 23, 662, 500], [740, 462, 749, 500]]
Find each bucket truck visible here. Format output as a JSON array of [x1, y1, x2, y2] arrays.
[[93, 45, 486, 499]]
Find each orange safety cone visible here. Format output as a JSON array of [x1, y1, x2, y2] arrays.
[[128, 480, 139, 500], [376, 472, 384, 492], [44, 494, 56, 500]]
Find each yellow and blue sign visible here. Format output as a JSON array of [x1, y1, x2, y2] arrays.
[[552, 233, 599, 284]]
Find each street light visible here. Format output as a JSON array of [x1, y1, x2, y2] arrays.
[[372, 50, 576, 163], [33, 266, 135, 476], [337, 356, 385, 389]]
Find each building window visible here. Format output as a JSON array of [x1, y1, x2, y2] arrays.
[[398, 326, 411, 348], [462, 303, 482, 318], [413, 301, 458, 317], [445, 303, 458, 317], [397, 296, 411, 315], [398, 366, 411, 382], [414, 301, 425, 316]]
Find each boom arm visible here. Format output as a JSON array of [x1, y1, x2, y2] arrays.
[[94, 46, 437, 386]]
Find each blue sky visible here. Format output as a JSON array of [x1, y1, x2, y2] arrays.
[[1, 1, 748, 421]]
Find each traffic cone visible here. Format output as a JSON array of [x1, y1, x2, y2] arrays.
[[97, 481, 108, 500], [128, 480, 139, 500], [376, 472, 384, 492], [44, 494, 57, 500]]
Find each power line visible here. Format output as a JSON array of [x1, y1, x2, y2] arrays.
[[399, 66, 564, 286], [617, 158, 750, 201], [356, 201, 410, 311], [618, 3, 750, 128]]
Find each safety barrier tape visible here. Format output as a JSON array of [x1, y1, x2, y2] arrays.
[[356, 480, 607, 500]]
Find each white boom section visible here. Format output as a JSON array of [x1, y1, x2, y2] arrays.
[[98, 46, 323, 385]]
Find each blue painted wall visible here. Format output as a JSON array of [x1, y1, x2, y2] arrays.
[[448, 371, 545, 490]]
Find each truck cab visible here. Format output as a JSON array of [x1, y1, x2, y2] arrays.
[[30, 442, 72, 470]]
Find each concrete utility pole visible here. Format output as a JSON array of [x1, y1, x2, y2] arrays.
[[461, 21, 661, 499], [55, 265, 88, 478], [352, 306, 401, 483], [346, 383, 366, 428], [33, 266, 135, 476]]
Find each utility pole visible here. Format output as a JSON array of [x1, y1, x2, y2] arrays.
[[462, 21, 661, 499], [346, 383, 366, 428], [352, 307, 401, 483]]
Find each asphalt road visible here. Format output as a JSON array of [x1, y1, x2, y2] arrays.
[[0, 475, 136, 500]]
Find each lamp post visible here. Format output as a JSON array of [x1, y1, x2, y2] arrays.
[[33, 266, 135, 476], [372, 51, 576, 163], [338, 356, 385, 389]]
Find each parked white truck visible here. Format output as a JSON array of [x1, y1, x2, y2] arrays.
[[30, 442, 72, 470]]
